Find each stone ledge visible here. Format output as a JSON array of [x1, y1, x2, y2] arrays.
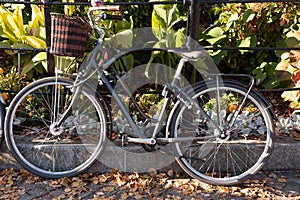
[[0, 139, 299, 174]]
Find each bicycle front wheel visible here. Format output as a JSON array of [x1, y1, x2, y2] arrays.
[[170, 82, 274, 185], [5, 77, 108, 178]]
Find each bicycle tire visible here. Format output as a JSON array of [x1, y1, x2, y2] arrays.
[[5, 77, 108, 178], [170, 82, 274, 185], [0, 101, 5, 145]]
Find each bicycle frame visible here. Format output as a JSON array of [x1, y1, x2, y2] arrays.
[[55, 45, 249, 145]]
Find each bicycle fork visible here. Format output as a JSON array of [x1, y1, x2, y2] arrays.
[[49, 85, 81, 135]]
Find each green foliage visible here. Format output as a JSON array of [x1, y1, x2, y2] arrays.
[[0, 4, 47, 79], [115, 0, 152, 28], [203, 3, 300, 90], [0, 64, 29, 104], [149, 1, 187, 79]]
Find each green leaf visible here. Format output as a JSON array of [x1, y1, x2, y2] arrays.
[[167, 5, 180, 27], [0, 41, 10, 47], [206, 36, 226, 45], [22, 36, 46, 49], [226, 13, 239, 30], [238, 36, 257, 54], [175, 28, 186, 48], [243, 9, 255, 23], [207, 27, 224, 38], [206, 27, 226, 45], [110, 29, 133, 48], [285, 37, 300, 47], [152, 10, 167, 40], [121, 54, 134, 71], [166, 29, 176, 48], [12, 43, 32, 49], [32, 52, 47, 62], [115, 20, 132, 33], [21, 60, 36, 75], [152, 8, 167, 29], [210, 50, 227, 65]]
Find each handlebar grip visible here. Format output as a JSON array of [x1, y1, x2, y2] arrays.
[[102, 13, 123, 20], [104, 5, 121, 11]]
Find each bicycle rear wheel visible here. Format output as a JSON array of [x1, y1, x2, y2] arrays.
[[5, 77, 108, 178], [170, 82, 274, 185]]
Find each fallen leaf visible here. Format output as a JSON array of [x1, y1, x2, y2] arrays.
[[268, 172, 277, 179], [64, 187, 72, 193], [277, 177, 287, 183], [148, 168, 157, 177], [103, 186, 115, 193], [265, 186, 276, 192], [167, 170, 174, 177]]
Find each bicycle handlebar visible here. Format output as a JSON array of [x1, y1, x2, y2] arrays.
[[88, 6, 123, 26], [101, 13, 123, 21]]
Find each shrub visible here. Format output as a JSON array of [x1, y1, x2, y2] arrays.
[[203, 3, 300, 90]]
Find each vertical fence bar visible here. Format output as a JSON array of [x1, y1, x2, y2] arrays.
[[186, 0, 201, 83], [44, 0, 55, 76]]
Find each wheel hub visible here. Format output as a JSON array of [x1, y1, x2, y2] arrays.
[[50, 124, 64, 136], [219, 129, 231, 140]]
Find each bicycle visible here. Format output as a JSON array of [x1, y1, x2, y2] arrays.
[[4, 4, 274, 185]]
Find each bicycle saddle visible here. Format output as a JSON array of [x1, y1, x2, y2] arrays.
[[169, 49, 208, 60]]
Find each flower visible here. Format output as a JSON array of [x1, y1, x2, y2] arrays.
[[1, 93, 8, 100], [0, 68, 4, 74]]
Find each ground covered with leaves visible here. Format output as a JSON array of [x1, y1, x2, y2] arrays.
[[0, 168, 299, 200]]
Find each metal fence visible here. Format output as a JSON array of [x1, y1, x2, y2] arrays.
[[0, 0, 300, 93]]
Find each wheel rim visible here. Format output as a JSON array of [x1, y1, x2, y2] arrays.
[[6, 78, 107, 177], [172, 85, 273, 184]]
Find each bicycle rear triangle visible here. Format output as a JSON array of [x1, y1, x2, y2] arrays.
[[4, 3, 274, 186]]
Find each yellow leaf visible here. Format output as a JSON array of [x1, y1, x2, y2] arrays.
[[22, 36, 46, 49], [3, 13, 21, 37], [13, 5, 24, 35], [31, 5, 44, 26], [0, 13, 18, 42]]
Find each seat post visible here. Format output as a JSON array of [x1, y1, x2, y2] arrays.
[[171, 57, 189, 88]]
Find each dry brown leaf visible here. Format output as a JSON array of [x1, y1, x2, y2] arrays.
[[64, 187, 72, 193], [268, 172, 277, 179], [265, 186, 276, 192], [148, 168, 157, 177], [91, 177, 99, 185], [277, 177, 287, 183], [95, 191, 105, 196], [71, 181, 80, 188], [167, 170, 174, 177], [103, 186, 115, 193]]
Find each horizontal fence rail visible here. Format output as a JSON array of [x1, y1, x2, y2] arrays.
[[1, 0, 300, 94], [1, 0, 300, 5]]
